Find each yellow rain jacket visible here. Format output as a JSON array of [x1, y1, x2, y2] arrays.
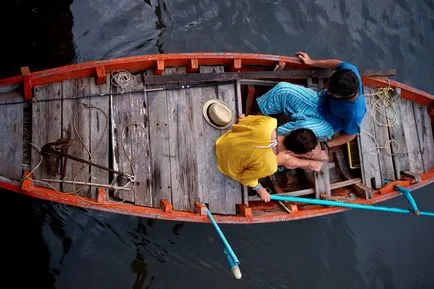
[[215, 115, 278, 187]]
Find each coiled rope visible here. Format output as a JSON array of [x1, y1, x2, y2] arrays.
[[362, 79, 400, 156], [111, 70, 143, 92]]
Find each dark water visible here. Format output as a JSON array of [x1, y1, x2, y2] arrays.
[[1, 1, 434, 288]]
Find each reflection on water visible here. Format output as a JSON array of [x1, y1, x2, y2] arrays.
[[1, 0, 434, 288]]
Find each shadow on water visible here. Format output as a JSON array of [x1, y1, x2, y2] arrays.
[[0, 190, 55, 289], [0, 0, 75, 78]]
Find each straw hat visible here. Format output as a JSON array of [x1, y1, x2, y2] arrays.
[[202, 99, 233, 129]]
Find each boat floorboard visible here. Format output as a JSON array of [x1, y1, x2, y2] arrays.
[[358, 86, 434, 189], [0, 92, 23, 180], [30, 66, 243, 215]]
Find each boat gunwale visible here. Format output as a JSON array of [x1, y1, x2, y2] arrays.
[[0, 52, 432, 105], [1, 170, 432, 224]]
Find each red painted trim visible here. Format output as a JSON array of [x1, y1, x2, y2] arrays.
[[420, 169, 434, 181], [0, 174, 432, 224], [95, 66, 106, 85], [154, 60, 165, 75], [229, 59, 242, 72], [238, 204, 253, 217], [21, 67, 32, 101], [194, 202, 207, 216], [160, 199, 173, 213], [0, 53, 305, 89], [97, 187, 106, 203], [0, 75, 23, 86], [187, 58, 199, 73]]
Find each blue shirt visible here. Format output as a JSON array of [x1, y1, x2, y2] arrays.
[[318, 62, 366, 135]]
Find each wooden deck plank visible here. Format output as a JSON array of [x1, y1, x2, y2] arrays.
[[236, 80, 249, 205], [0, 92, 23, 180], [31, 83, 62, 189], [147, 69, 172, 207], [397, 97, 424, 173], [367, 87, 395, 181], [61, 78, 91, 195], [142, 69, 397, 86], [413, 102, 434, 171], [216, 80, 243, 214], [197, 65, 240, 214], [314, 160, 331, 199], [89, 75, 110, 198], [111, 73, 152, 205], [387, 91, 410, 178], [167, 67, 198, 211], [358, 94, 382, 189]]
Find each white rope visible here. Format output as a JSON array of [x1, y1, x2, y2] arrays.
[[110, 122, 148, 202], [111, 70, 142, 93], [24, 71, 146, 204], [70, 104, 110, 194], [362, 79, 401, 155]]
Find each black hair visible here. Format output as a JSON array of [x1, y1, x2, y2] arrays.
[[283, 129, 317, 154], [327, 69, 359, 99]]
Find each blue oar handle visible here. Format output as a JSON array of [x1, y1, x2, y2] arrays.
[[269, 193, 434, 217], [395, 185, 420, 215], [206, 208, 242, 279]]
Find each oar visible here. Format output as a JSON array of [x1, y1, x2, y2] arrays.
[[269, 185, 434, 217], [205, 207, 242, 279]]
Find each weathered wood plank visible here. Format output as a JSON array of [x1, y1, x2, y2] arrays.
[[0, 92, 23, 180], [31, 83, 62, 189], [216, 79, 243, 214], [358, 95, 382, 189], [387, 91, 410, 178], [397, 97, 424, 173], [236, 79, 249, 206], [314, 160, 331, 199], [167, 67, 198, 211], [142, 69, 397, 85], [413, 102, 434, 172], [196, 66, 239, 214], [147, 69, 172, 207], [89, 74, 110, 199], [111, 73, 152, 205], [61, 78, 91, 195], [368, 87, 395, 181]]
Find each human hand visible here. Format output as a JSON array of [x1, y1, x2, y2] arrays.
[[296, 51, 313, 65], [309, 160, 324, 172], [257, 187, 271, 203]]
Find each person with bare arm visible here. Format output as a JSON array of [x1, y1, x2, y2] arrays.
[[256, 51, 366, 148]]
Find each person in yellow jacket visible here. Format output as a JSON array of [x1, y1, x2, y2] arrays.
[[214, 114, 322, 202], [203, 99, 324, 203]]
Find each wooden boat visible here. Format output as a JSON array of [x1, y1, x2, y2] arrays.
[[0, 52, 433, 224]]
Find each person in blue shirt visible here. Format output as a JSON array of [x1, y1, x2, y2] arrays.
[[256, 51, 366, 148]]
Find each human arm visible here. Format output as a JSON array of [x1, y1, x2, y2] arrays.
[[327, 133, 356, 148], [277, 151, 323, 172], [297, 52, 342, 69], [255, 185, 271, 203]]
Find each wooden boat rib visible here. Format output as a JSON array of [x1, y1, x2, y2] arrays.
[[0, 52, 433, 224]]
